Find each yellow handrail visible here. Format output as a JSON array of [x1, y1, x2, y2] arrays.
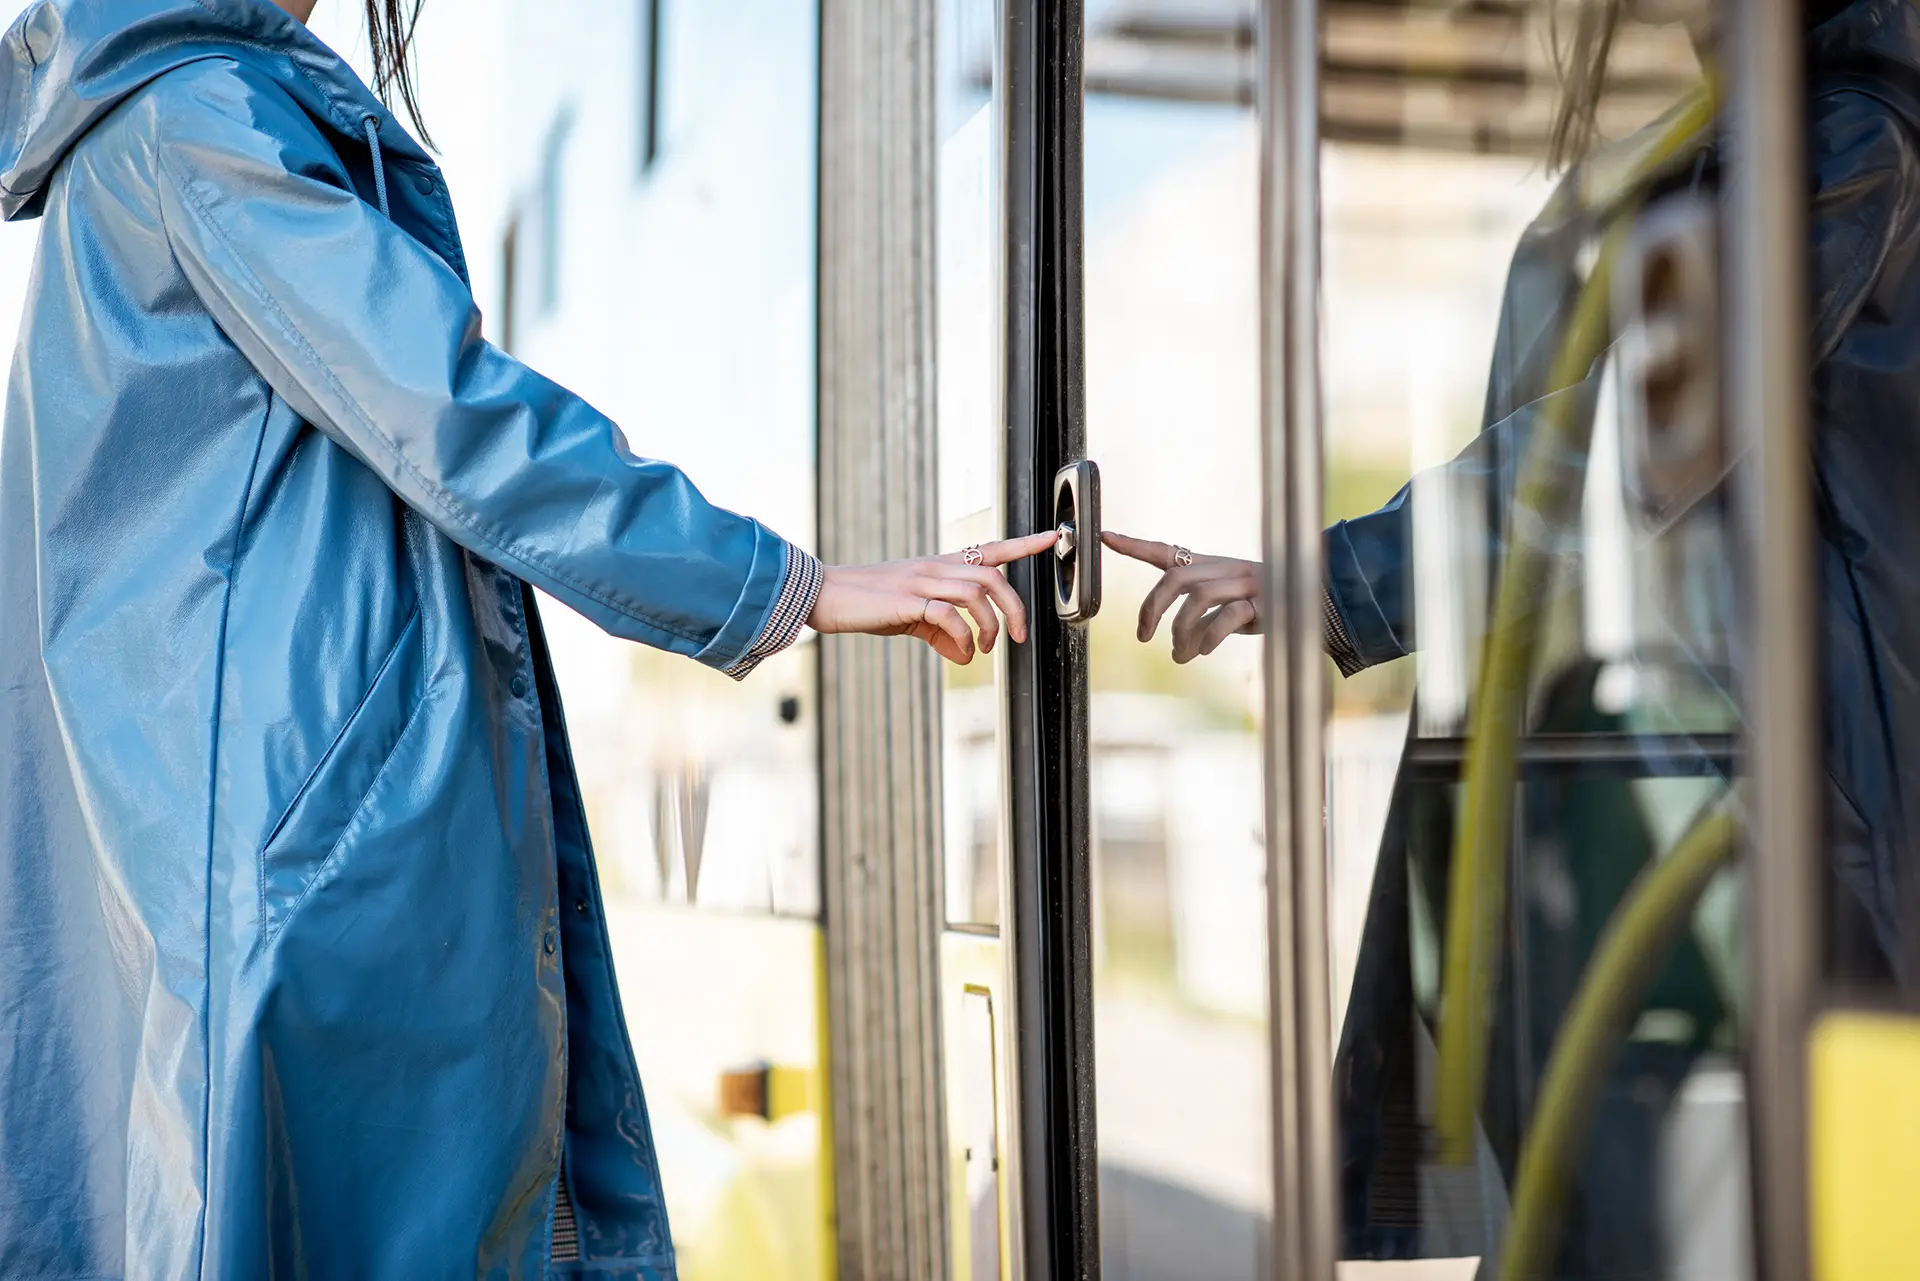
[[1499, 799, 1742, 1278], [1432, 82, 1722, 1165]]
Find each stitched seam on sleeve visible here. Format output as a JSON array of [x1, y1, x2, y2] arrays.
[[156, 144, 711, 647]]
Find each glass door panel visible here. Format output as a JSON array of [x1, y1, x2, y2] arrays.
[[1315, 0, 1754, 1275], [939, 0, 1007, 935], [934, 7, 1025, 1281], [1081, 4, 1272, 1277], [507, 3, 828, 1276]]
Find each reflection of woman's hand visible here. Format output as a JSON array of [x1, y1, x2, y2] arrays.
[[1103, 531, 1263, 663], [807, 531, 1059, 664]]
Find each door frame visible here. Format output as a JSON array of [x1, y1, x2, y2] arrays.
[[816, 2, 952, 1276], [998, 2, 1101, 1279]]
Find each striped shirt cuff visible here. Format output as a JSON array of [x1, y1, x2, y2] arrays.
[[551, 1173, 580, 1261], [1323, 586, 1365, 678], [723, 543, 824, 680]]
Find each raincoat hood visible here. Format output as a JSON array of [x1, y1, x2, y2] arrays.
[[0, 0, 427, 219], [1809, 0, 1920, 79]]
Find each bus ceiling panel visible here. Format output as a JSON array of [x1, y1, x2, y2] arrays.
[[1087, 0, 1253, 37], [1320, 74, 1693, 156], [1086, 0, 1698, 58], [1081, 0, 1698, 161]]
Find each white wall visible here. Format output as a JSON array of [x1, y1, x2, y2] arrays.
[[0, 0, 513, 358], [307, 0, 511, 342], [494, 0, 819, 554]]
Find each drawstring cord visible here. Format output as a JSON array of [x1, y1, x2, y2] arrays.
[[362, 115, 389, 218]]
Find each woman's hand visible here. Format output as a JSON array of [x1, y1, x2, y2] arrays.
[[1103, 531, 1263, 663], [806, 531, 1060, 664]]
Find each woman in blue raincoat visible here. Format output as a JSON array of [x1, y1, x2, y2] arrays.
[[0, 0, 1053, 1276]]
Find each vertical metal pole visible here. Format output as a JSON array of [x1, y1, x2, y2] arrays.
[[817, 2, 955, 1278], [1726, 0, 1817, 1273], [1258, 0, 1337, 1275]]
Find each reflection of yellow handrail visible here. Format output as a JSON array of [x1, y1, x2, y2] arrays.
[[1432, 83, 1721, 1166], [1500, 799, 1741, 1278]]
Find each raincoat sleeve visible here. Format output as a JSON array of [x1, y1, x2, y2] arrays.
[[1323, 375, 1600, 673], [148, 64, 818, 678]]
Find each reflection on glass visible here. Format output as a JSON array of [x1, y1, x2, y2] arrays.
[[959, 989, 1004, 1281], [547, 634, 820, 918], [1083, 5, 1271, 1276], [1315, 0, 1755, 1275], [520, 0, 823, 922], [498, 4, 827, 1277], [1801, 0, 1920, 1002], [939, 0, 1005, 930], [1320, 137, 1549, 1041]]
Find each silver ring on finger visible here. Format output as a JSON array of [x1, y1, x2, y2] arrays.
[[921, 598, 934, 622], [1173, 546, 1195, 568], [962, 544, 985, 567]]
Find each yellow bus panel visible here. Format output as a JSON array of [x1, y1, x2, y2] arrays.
[[1810, 1010, 1920, 1281]]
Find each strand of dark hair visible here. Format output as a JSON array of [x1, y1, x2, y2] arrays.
[[365, 0, 434, 150], [1547, 0, 1624, 172]]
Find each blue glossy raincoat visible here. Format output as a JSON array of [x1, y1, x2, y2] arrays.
[[0, 1, 821, 1276]]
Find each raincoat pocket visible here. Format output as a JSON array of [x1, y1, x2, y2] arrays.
[[258, 604, 426, 936]]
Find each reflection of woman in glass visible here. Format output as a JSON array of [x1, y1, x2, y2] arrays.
[[0, 0, 1052, 1272], [1112, 0, 1920, 1269]]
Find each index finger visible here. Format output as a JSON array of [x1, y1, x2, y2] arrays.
[[960, 531, 1059, 568], [1101, 530, 1178, 570]]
